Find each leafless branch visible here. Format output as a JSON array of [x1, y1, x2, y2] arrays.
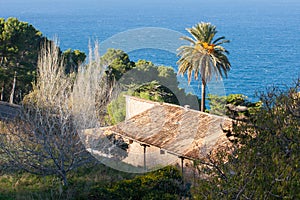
[[0, 39, 112, 186]]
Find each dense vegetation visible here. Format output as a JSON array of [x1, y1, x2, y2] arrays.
[[208, 93, 262, 119], [0, 164, 186, 200], [0, 18, 85, 104], [89, 166, 190, 199], [0, 17, 43, 103], [1, 81, 298, 199], [0, 18, 299, 199], [194, 80, 300, 199], [104, 55, 200, 124]]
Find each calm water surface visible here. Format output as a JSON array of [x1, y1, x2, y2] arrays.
[[1, 0, 300, 100]]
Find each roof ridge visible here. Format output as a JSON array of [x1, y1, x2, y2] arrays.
[[124, 95, 230, 120]]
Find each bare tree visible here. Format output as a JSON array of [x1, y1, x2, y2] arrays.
[[72, 41, 128, 163], [72, 41, 108, 129], [0, 40, 106, 186]]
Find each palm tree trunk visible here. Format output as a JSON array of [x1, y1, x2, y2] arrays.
[[201, 82, 206, 112]]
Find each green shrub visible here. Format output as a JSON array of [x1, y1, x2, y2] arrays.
[[90, 166, 190, 200]]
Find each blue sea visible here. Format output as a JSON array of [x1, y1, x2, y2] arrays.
[[1, 0, 300, 101]]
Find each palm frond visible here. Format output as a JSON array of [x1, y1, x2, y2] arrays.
[[214, 39, 230, 46], [180, 36, 196, 45], [213, 36, 225, 44]]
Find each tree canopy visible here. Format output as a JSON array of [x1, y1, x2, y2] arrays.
[[194, 80, 300, 199], [101, 48, 135, 81], [0, 17, 44, 103], [63, 48, 86, 74], [208, 93, 262, 119], [102, 49, 200, 125], [0, 18, 86, 104]]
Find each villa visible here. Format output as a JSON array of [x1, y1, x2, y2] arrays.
[[82, 95, 234, 174]]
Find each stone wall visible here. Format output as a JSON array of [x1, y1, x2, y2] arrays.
[[0, 101, 21, 121], [125, 95, 156, 120]]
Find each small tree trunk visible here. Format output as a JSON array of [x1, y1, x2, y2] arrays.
[[201, 82, 206, 112], [9, 71, 17, 104], [62, 174, 68, 187], [0, 82, 4, 101]]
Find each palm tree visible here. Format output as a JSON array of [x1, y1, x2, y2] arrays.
[[177, 22, 231, 112]]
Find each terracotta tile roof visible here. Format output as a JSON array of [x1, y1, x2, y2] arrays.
[[101, 96, 233, 160]]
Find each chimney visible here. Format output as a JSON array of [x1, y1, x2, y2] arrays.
[[184, 105, 190, 110]]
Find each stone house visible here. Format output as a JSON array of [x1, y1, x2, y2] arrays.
[[82, 95, 233, 175]]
